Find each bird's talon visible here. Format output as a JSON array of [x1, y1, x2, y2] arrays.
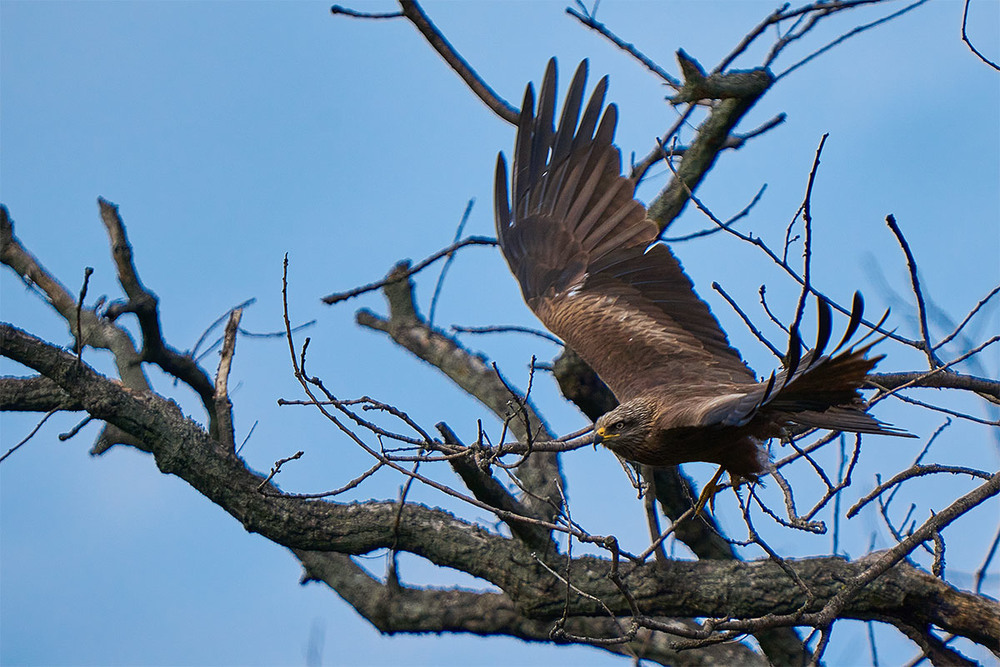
[[693, 465, 726, 518]]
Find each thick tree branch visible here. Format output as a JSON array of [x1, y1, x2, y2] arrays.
[[437, 422, 554, 551], [1, 204, 149, 392], [0, 375, 82, 411], [645, 66, 773, 229], [895, 620, 979, 667], [2, 322, 995, 651], [2, 203, 153, 454], [0, 322, 534, 583], [295, 549, 768, 666], [97, 198, 219, 427], [869, 371, 1000, 401]]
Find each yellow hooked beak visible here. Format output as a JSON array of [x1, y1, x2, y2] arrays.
[[593, 426, 607, 448]]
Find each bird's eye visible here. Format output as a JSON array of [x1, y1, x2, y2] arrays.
[[613, 421, 625, 431]]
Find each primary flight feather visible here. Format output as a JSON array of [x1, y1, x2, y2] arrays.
[[495, 59, 910, 480]]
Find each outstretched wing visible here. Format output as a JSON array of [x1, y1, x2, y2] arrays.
[[495, 59, 756, 408]]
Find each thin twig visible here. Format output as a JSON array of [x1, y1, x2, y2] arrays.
[[191, 298, 256, 358], [330, 5, 403, 20], [193, 320, 316, 366], [451, 324, 563, 346], [832, 435, 847, 555], [934, 285, 1000, 351], [635, 507, 696, 563], [867, 620, 880, 667], [716, 4, 788, 72], [741, 486, 816, 605], [661, 183, 767, 243], [235, 420, 257, 456], [429, 199, 474, 327], [961, 0, 1000, 71], [713, 282, 783, 358], [883, 391, 1000, 426], [885, 214, 943, 368], [803, 435, 862, 523], [262, 460, 385, 500], [397, 0, 518, 123], [75, 267, 94, 360], [57, 415, 94, 441], [775, 0, 930, 82], [757, 285, 789, 337], [255, 450, 304, 491], [975, 522, 1000, 595], [321, 236, 496, 305], [565, 6, 680, 86], [630, 105, 696, 184], [848, 465, 994, 519], [791, 134, 828, 337], [0, 408, 58, 464], [774, 430, 841, 470]]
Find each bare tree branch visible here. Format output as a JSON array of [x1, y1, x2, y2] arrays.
[[213, 308, 242, 452], [646, 65, 773, 229], [4, 321, 994, 651], [0, 375, 82, 412], [98, 198, 219, 423], [396, 0, 519, 123], [961, 0, 1000, 71], [4, 3, 996, 663], [564, 5, 680, 86], [869, 371, 1000, 400], [885, 214, 945, 368], [294, 549, 769, 666], [321, 236, 496, 305], [1, 204, 149, 391]]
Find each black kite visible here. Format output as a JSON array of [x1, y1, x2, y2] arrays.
[[494, 60, 908, 485]]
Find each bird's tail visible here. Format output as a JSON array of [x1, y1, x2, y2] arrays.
[[767, 345, 905, 435], [757, 294, 913, 437]]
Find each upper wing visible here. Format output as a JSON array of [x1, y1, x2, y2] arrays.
[[495, 59, 756, 407]]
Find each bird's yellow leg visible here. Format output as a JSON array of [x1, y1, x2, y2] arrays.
[[694, 465, 726, 517]]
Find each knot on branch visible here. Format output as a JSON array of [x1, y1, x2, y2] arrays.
[[383, 261, 421, 325], [671, 49, 773, 104]]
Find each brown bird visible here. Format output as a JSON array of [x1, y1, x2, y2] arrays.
[[494, 60, 910, 495]]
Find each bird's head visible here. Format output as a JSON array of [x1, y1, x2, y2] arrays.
[[593, 398, 658, 455]]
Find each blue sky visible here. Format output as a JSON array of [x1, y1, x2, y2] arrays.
[[2, 1, 998, 665]]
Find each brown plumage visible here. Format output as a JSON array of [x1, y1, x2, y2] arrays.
[[494, 60, 911, 480]]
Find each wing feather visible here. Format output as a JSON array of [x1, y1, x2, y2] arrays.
[[550, 160, 589, 221], [495, 59, 754, 409], [564, 149, 614, 230], [552, 62, 588, 166], [573, 74, 607, 153]]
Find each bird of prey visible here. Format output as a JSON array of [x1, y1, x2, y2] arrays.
[[494, 60, 908, 490]]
